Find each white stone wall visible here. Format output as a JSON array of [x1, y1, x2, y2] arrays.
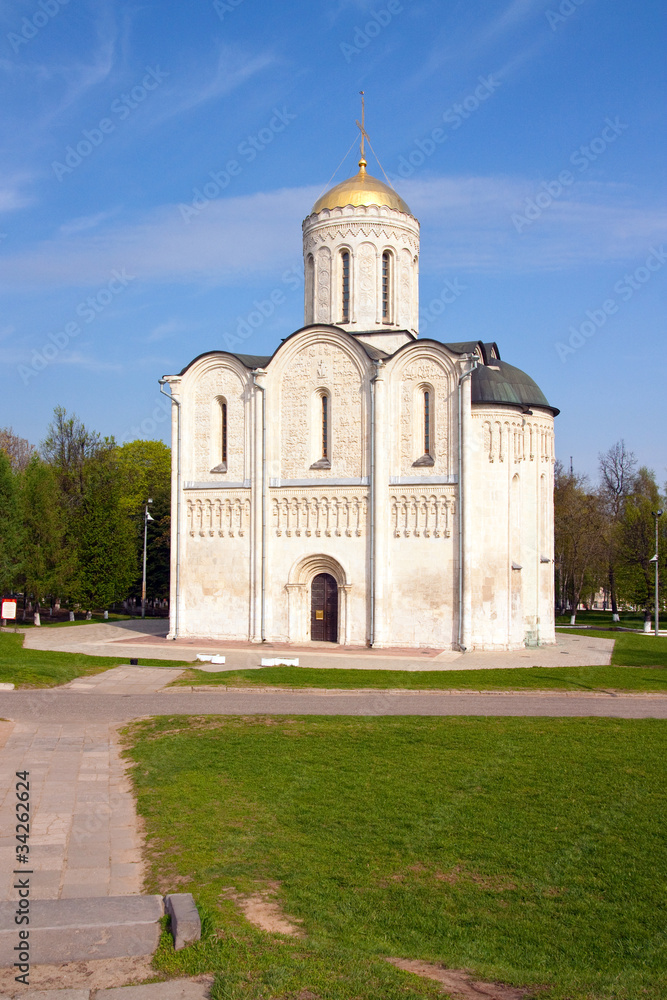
[[164, 333, 556, 650], [302, 204, 420, 333], [466, 407, 556, 649]]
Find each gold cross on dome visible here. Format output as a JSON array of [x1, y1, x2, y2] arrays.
[[355, 90, 368, 160]]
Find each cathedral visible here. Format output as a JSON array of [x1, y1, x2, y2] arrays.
[[161, 142, 558, 651]]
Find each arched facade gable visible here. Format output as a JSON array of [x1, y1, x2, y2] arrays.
[[384, 341, 460, 381], [266, 326, 373, 383], [384, 343, 458, 479], [182, 354, 250, 482], [267, 327, 372, 482], [181, 353, 250, 393]]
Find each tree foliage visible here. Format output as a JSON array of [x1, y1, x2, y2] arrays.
[[554, 463, 606, 622], [0, 427, 35, 473], [0, 450, 23, 594], [21, 456, 70, 607], [70, 451, 138, 610], [0, 407, 172, 613]]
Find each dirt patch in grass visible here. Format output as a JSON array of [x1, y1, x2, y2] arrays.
[[388, 958, 535, 999], [0, 955, 191, 993], [221, 881, 305, 938]]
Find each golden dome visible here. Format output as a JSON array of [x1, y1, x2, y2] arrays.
[[311, 158, 411, 215]]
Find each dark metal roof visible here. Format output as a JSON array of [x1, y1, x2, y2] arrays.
[[472, 360, 559, 415], [174, 332, 556, 415], [229, 353, 272, 369]]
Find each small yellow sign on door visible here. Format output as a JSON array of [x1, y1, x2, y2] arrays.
[[315, 610, 324, 620]]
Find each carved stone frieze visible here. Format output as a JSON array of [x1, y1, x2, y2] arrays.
[[187, 496, 250, 537], [272, 493, 368, 537], [391, 492, 455, 538]]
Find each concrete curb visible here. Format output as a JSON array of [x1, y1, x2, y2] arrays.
[[0, 896, 165, 967], [163, 685, 667, 698], [0, 894, 202, 968]]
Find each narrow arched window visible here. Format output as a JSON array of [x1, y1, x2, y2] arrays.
[[341, 250, 350, 323], [424, 390, 430, 456], [305, 254, 314, 324], [210, 396, 228, 473], [382, 251, 391, 321], [221, 400, 227, 464], [322, 394, 328, 460], [310, 390, 331, 469]]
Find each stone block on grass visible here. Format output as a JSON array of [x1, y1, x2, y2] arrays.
[[165, 893, 201, 950]]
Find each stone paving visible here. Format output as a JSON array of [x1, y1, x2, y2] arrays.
[[17, 619, 614, 670], [64, 665, 185, 694], [0, 624, 625, 995], [0, 719, 144, 903]]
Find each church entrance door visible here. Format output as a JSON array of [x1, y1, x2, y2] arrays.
[[310, 573, 338, 642]]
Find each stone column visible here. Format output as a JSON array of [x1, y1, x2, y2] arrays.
[[250, 370, 267, 642], [165, 378, 181, 640], [372, 364, 389, 646], [460, 370, 473, 650]]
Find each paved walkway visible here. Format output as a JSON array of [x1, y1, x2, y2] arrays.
[[0, 719, 144, 903], [0, 629, 652, 995], [17, 620, 614, 670]]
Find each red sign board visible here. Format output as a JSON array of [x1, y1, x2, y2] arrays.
[[1, 599, 17, 620]]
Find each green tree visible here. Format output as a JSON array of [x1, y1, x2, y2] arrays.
[[115, 440, 171, 602], [0, 427, 35, 472], [70, 452, 137, 611], [616, 467, 667, 616], [598, 440, 637, 619], [20, 455, 70, 611], [554, 462, 606, 623], [0, 450, 23, 594], [41, 406, 113, 512]]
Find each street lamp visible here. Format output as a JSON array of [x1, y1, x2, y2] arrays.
[[650, 509, 663, 637], [141, 499, 154, 619]]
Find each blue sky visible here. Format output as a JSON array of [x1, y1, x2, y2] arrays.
[[1, 0, 665, 479]]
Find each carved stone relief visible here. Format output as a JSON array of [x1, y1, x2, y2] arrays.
[[391, 493, 454, 538], [316, 247, 331, 323], [280, 342, 364, 479], [193, 369, 245, 481], [398, 247, 412, 329], [398, 357, 450, 475], [187, 496, 251, 537], [272, 494, 368, 537]]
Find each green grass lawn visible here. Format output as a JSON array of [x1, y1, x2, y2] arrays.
[[170, 662, 667, 693], [555, 610, 647, 628], [0, 632, 188, 688], [124, 715, 667, 1000], [170, 629, 667, 691], [14, 612, 155, 628]]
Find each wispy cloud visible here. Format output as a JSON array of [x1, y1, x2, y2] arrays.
[[404, 175, 667, 272], [147, 319, 186, 343], [0, 174, 34, 213], [59, 210, 120, 237], [154, 44, 277, 124], [0, 177, 664, 292]]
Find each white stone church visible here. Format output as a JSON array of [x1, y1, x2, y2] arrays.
[[161, 151, 558, 650]]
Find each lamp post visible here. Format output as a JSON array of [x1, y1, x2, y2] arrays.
[[141, 499, 154, 619], [651, 510, 663, 637]]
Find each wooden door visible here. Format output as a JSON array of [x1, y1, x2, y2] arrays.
[[310, 573, 338, 642]]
